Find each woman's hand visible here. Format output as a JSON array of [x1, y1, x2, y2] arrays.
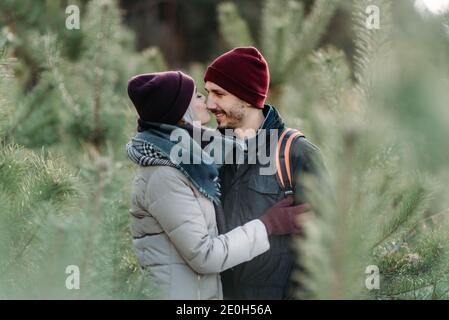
[[259, 196, 314, 236]]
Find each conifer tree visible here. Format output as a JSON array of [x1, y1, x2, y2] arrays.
[[292, 0, 449, 299], [0, 0, 163, 299], [217, 0, 342, 106], [2, 0, 449, 300]]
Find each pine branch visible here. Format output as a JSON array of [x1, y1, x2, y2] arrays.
[[281, 0, 341, 81], [385, 283, 434, 298], [217, 2, 254, 49], [78, 146, 109, 298], [372, 181, 429, 250], [90, 1, 116, 149], [43, 35, 81, 118], [3, 77, 55, 143], [261, 0, 304, 86], [3, 225, 40, 274], [376, 208, 449, 254], [353, 0, 392, 103], [330, 124, 358, 299], [310, 48, 351, 110], [437, 284, 449, 299], [406, 208, 449, 236]]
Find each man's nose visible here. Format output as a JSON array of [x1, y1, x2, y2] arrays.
[[205, 95, 215, 110]]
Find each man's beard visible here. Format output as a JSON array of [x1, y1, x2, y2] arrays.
[[215, 103, 245, 129]]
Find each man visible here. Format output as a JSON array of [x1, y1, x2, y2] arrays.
[[203, 47, 326, 299]]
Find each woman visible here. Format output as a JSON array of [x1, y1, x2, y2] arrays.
[[126, 71, 306, 299]]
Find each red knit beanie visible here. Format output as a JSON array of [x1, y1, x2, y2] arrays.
[[127, 71, 194, 124], [204, 47, 270, 109]]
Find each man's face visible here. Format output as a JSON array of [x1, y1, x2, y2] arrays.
[[205, 81, 246, 129]]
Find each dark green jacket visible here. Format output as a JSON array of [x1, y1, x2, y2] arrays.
[[219, 105, 325, 300]]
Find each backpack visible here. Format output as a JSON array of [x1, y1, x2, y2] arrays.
[[275, 128, 305, 196]]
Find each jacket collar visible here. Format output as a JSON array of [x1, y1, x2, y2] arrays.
[[260, 104, 284, 130], [228, 105, 285, 185]]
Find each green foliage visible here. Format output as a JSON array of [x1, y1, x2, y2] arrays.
[[372, 3, 449, 173], [218, 0, 341, 98], [310, 48, 352, 110], [0, 0, 156, 299], [215, 2, 449, 299], [218, 2, 254, 48], [353, 0, 392, 106], [0, 144, 80, 298], [0, 129, 146, 299], [293, 0, 449, 300], [2, 0, 165, 152], [2, 0, 449, 300], [0, 0, 86, 88]]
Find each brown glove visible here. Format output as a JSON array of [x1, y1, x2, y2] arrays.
[[259, 196, 312, 236]]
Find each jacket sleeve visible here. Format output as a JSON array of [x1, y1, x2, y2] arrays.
[[290, 137, 333, 205], [142, 166, 270, 274]]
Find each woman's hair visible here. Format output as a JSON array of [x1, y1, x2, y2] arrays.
[[177, 118, 188, 126], [181, 104, 196, 124], [179, 85, 197, 125]]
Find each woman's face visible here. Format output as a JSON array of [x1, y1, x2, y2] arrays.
[[191, 88, 211, 125]]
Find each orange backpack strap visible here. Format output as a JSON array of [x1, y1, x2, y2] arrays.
[[275, 127, 305, 195]]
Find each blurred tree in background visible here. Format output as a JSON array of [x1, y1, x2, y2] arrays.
[[118, 0, 353, 67], [1, 0, 449, 300], [0, 0, 164, 299], [291, 0, 449, 299]]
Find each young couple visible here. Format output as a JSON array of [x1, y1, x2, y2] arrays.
[[126, 47, 324, 300]]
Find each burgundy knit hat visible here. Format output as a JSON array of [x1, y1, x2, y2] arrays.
[[204, 47, 270, 109], [127, 71, 195, 124]]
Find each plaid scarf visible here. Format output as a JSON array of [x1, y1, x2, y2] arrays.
[[126, 122, 221, 204], [127, 139, 177, 168]]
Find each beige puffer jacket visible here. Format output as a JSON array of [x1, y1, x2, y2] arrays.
[[129, 165, 270, 300]]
